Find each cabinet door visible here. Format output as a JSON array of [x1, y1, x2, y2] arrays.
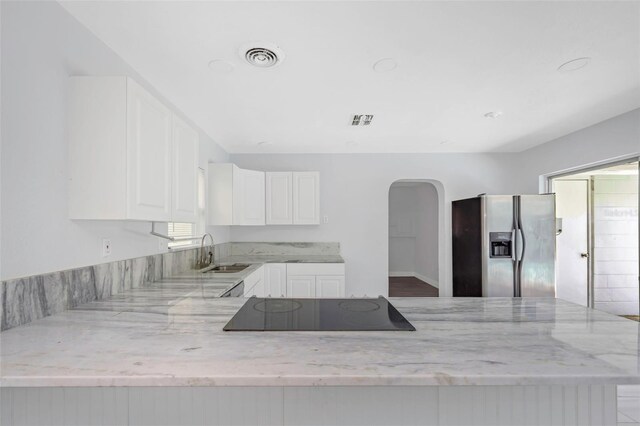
[[126, 80, 172, 221], [316, 276, 345, 298], [293, 172, 320, 224], [250, 278, 265, 297], [264, 264, 287, 297], [286, 276, 316, 298], [233, 167, 265, 225], [171, 115, 199, 222], [266, 172, 293, 225], [243, 267, 264, 297]]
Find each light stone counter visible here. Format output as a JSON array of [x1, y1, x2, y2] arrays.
[[177, 254, 346, 297], [0, 287, 638, 387]]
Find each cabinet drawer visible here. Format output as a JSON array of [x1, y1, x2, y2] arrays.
[[286, 263, 344, 276]]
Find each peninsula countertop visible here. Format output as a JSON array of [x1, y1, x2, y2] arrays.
[[1, 276, 638, 387], [178, 254, 346, 297]]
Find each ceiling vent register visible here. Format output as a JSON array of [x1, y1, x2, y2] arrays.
[[245, 47, 280, 68], [351, 115, 374, 126]]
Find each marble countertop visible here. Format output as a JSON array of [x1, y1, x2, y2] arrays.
[[179, 254, 346, 297], [1, 280, 638, 387]]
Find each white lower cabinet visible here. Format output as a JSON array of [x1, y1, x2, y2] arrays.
[[243, 267, 265, 297], [264, 264, 287, 297], [286, 263, 345, 298], [316, 276, 346, 298], [244, 263, 345, 298], [286, 276, 316, 298]]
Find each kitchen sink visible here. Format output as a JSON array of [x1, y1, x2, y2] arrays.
[[205, 264, 250, 274]]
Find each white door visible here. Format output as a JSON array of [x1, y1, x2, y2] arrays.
[[233, 168, 265, 225], [264, 264, 287, 297], [266, 172, 293, 224], [554, 179, 589, 307], [126, 80, 172, 221], [316, 276, 345, 298], [287, 276, 316, 298], [171, 115, 199, 222], [293, 172, 320, 224]]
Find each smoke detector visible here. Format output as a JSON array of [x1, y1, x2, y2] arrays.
[[240, 42, 284, 68], [351, 114, 374, 126]]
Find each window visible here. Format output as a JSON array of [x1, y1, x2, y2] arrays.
[[168, 168, 206, 248]]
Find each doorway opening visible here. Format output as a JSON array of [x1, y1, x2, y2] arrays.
[[550, 159, 639, 318], [388, 181, 439, 297]]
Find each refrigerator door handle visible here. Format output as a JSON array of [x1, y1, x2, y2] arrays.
[[511, 229, 517, 261], [518, 228, 527, 262]]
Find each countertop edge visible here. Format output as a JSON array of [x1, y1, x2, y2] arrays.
[[2, 375, 638, 388]]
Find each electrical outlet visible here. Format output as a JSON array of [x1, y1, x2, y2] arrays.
[[323, 215, 329, 224], [102, 239, 112, 257]]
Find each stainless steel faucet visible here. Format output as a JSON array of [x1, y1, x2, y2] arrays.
[[198, 233, 215, 269]]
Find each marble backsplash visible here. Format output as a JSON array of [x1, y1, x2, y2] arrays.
[[1, 242, 338, 331], [0, 247, 202, 331], [227, 242, 340, 257]]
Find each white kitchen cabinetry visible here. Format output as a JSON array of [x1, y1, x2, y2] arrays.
[[316, 276, 346, 298], [266, 171, 320, 225], [292, 172, 320, 224], [243, 267, 265, 297], [68, 76, 198, 222], [264, 264, 287, 297], [286, 276, 316, 298], [208, 164, 265, 226], [170, 115, 199, 223], [266, 172, 293, 224], [286, 263, 345, 298]]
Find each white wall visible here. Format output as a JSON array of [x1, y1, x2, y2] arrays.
[[388, 183, 439, 287], [507, 109, 640, 194], [229, 153, 517, 297], [415, 184, 439, 286], [0, 1, 229, 280]]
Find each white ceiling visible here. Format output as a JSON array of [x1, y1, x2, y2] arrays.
[[60, 1, 640, 154]]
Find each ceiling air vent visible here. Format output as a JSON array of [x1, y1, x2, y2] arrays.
[[240, 42, 284, 68], [351, 115, 374, 126]]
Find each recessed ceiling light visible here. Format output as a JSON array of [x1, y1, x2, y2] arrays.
[[557, 57, 591, 73], [484, 111, 503, 119], [240, 42, 285, 68], [373, 58, 397, 73], [208, 59, 234, 74], [257, 141, 272, 146]]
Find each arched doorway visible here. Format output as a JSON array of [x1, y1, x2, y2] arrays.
[[388, 180, 440, 297]]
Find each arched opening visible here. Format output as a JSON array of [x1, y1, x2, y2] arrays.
[[388, 180, 440, 297]]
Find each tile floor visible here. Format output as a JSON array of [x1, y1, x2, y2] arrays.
[[619, 385, 640, 425]]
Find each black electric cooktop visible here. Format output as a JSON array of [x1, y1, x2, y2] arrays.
[[223, 297, 416, 331]]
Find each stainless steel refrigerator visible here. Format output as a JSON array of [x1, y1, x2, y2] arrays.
[[452, 194, 556, 297]]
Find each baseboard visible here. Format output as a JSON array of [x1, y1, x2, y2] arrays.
[[415, 272, 439, 289], [389, 271, 439, 288], [389, 271, 414, 277]]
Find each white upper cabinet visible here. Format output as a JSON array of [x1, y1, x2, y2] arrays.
[[171, 115, 199, 223], [68, 76, 198, 222], [266, 172, 293, 224], [208, 165, 319, 227], [208, 164, 265, 225], [235, 167, 266, 226], [293, 172, 320, 224]]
